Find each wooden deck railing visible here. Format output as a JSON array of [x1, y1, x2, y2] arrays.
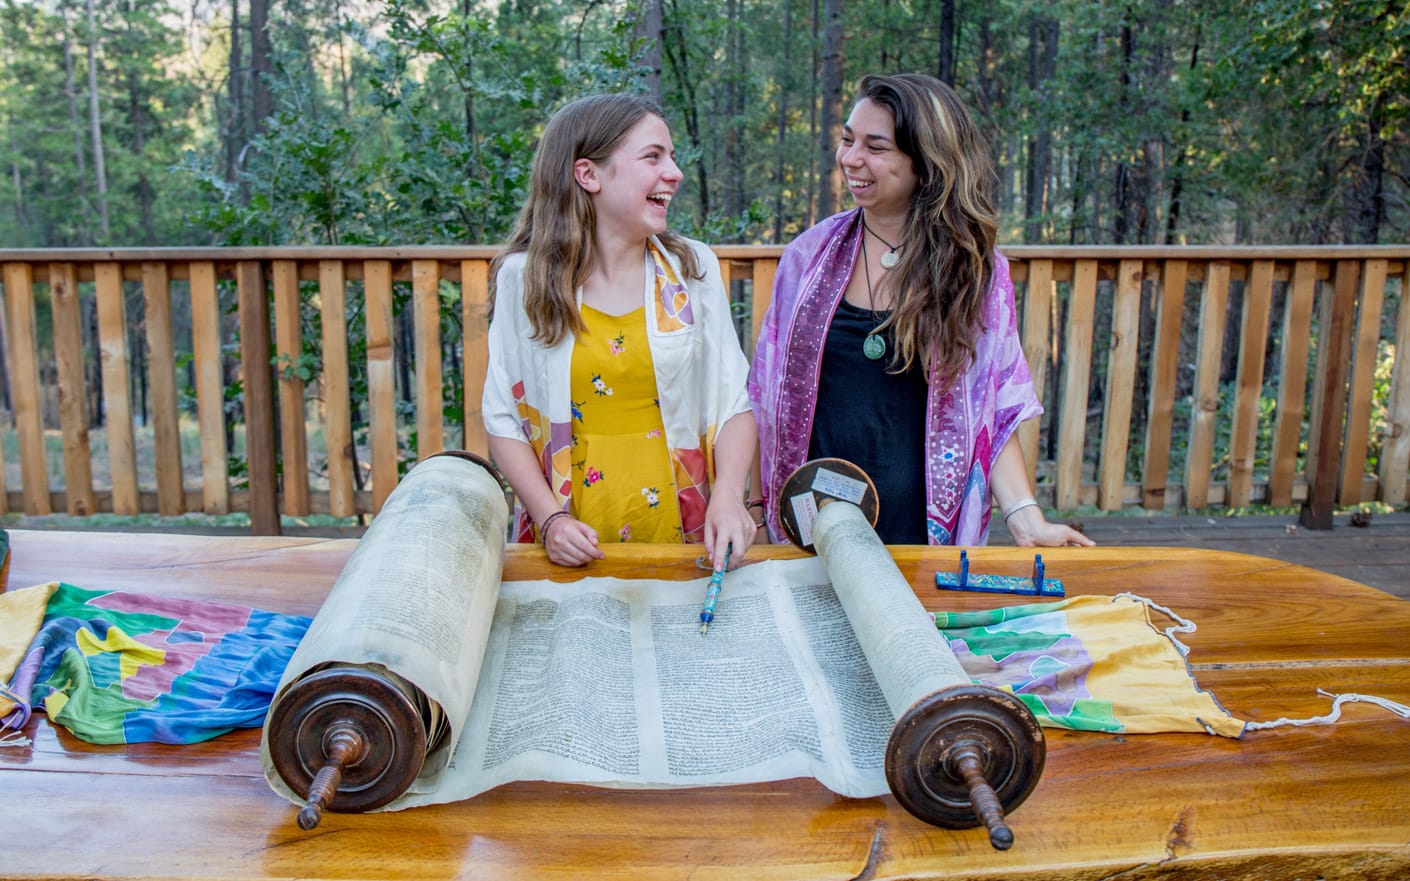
[[1, 245, 1407, 534]]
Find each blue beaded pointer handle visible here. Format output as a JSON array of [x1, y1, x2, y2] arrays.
[[699, 544, 732, 635]]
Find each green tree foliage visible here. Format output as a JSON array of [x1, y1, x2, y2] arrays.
[[0, 0, 200, 246], [1, 0, 82, 246], [1196, 0, 1410, 243], [4, 0, 1404, 247]]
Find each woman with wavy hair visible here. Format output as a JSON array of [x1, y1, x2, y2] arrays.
[[484, 93, 758, 568], [750, 73, 1091, 548]]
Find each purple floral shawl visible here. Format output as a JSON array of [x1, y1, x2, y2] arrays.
[[748, 209, 1041, 545]]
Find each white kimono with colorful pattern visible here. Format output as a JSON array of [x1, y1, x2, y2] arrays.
[[483, 237, 752, 543]]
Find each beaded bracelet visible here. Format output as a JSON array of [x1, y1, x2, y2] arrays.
[[539, 510, 570, 542]]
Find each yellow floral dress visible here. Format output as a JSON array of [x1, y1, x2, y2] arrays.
[[570, 304, 682, 542]]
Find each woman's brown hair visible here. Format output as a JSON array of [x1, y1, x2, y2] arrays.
[[490, 93, 700, 346], [858, 73, 999, 384]]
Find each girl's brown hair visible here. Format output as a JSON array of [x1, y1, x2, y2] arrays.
[[490, 93, 700, 346], [858, 73, 999, 384]]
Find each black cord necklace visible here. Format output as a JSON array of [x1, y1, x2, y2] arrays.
[[859, 237, 887, 361], [863, 219, 901, 269]]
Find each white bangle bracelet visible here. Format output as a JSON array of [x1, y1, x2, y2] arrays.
[[1002, 498, 1039, 521]]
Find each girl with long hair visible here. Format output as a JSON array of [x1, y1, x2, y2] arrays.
[[484, 93, 758, 569]]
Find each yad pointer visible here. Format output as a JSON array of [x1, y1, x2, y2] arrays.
[[698, 543, 731, 635]]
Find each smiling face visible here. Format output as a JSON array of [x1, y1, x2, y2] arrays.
[[836, 97, 920, 220], [575, 113, 683, 243]]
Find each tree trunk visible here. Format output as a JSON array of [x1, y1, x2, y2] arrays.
[[1165, 26, 1200, 244], [85, 293, 103, 428], [937, 0, 956, 84], [662, 0, 709, 220], [132, 99, 155, 243], [1109, 40, 1133, 242], [334, 0, 351, 114], [397, 302, 413, 409], [1346, 90, 1386, 243], [249, 0, 272, 136], [125, 25, 156, 245], [462, 0, 486, 241], [227, 0, 243, 182], [635, 0, 664, 106], [60, 0, 92, 243], [772, 0, 794, 242], [85, 0, 111, 242], [1024, 15, 1058, 243], [727, 0, 738, 217], [133, 302, 149, 426], [1137, 140, 1157, 243], [8, 111, 29, 239], [723, 0, 742, 219], [816, 0, 844, 220], [806, 0, 820, 226], [975, 14, 994, 118], [1068, 152, 1085, 244]]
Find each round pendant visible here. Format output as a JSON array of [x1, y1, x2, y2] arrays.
[[863, 333, 887, 361], [880, 249, 900, 270]]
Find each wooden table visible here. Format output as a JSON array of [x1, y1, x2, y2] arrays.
[[4, 530, 1409, 880]]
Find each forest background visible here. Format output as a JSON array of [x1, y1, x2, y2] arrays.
[[1, 0, 1407, 250]]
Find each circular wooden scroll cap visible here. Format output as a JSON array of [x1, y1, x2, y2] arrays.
[[777, 458, 880, 551], [885, 684, 1046, 844], [267, 666, 428, 815]]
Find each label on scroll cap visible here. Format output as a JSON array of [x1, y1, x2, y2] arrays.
[[811, 467, 867, 504], [789, 492, 819, 545]]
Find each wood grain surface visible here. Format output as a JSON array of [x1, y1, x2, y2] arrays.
[[3, 531, 1408, 880]]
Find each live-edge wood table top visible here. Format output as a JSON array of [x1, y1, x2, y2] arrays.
[[3, 530, 1408, 881]]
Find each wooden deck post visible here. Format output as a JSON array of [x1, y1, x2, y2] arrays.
[[49, 262, 97, 516], [460, 259, 490, 456], [238, 260, 281, 535], [1, 262, 51, 515], [142, 261, 185, 516], [1300, 259, 1359, 530]]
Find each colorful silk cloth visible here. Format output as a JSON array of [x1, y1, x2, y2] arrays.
[[2, 580, 1245, 746], [0, 582, 310, 745], [483, 238, 753, 543], [748, 208, 1041, 545], [938, 593, 1244, 737]]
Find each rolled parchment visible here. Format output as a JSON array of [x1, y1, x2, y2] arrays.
[[812, 500, 1046, 849], [260, 451, 508, 828]]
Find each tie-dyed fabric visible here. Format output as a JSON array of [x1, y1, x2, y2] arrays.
[[937, 593, 1244, 737], [1, 582, 310, 745]]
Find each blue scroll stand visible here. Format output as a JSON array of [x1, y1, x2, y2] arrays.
[[935, 550, 1065, 597]]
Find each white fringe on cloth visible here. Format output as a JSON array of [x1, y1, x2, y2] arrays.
[[1244, 689, 1410, 730], [1113, 591, 1410, 731]]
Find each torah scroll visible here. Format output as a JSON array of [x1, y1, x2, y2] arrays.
[[261, 454, 1043, 841]]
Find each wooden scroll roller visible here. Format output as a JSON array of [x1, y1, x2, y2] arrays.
[[261, 450, 510, 830], [778, 458, 1046, 850]]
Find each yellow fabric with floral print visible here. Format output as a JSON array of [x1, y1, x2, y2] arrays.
[[570, 304, 682, 543]]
